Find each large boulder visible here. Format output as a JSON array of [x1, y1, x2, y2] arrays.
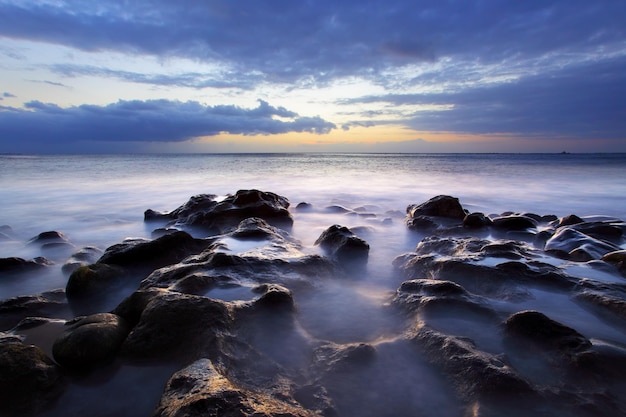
[[145, 190, 293, 234], [52, 313, 130, 370], [120, 291, 231, 362], [407, 195, 467, 220], [314, 224, 369, 265], [0, 341, 66, 416]]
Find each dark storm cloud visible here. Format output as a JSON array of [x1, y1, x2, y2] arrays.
[[1, 0, 625, 144], [0, 99, 335, 147], [346, 55, 626, 139], [2, 0, 623, 83]]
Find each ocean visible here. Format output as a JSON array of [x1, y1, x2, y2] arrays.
[[1, 153, 626, 416], [2, 152, 624, 297]]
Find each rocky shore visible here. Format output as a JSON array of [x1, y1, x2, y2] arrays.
[[1, 190, 626, 417]]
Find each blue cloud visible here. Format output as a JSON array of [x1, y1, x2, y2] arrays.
[[0, 99, 335, 150]]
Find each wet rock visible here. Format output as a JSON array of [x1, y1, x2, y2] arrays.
[[61, 246, 103, 275], [602, 250, 626, 274], [410, 325, 535, 401], [0, 256, 52, 274], [0, 341, 66, 417], [558, 214, 585, 227], [545, 227, 620, 261], [98, 230, 211, 272], [121, 291, 231, 362], [407, 195, 467, 220], [406, 215, 438, 231], [146, 190, 293, 234], [313, 342, 377, 376], [571, 222, 623, 243], [28, 230, 68, 246], [491, 215, 538, 231], [151, 227, 180, 238], [52, 313, 130, 370], [66, 263, 128, 301], [573, 290, 626, 323], [314, 224, 369, 265], [251, 283, 295, 312], [503, 310, 592, 354], [154, 358, 319, 417], [230, 217, 294, 241], [0, 289, 69, 331], [463, 212, 492, 228]]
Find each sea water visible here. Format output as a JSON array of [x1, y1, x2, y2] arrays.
[[1, 153, 626, 416]]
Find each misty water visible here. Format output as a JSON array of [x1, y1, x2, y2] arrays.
[[2, 153, 626, 416]]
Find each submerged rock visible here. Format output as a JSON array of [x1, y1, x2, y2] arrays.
[[61, 246, 103, 275]]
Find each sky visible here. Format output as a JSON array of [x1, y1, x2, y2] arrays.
[[0, 0, 625, 153]]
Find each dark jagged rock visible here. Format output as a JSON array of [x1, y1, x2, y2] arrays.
[[0, 289, 69, 331], [312, 342, 377, 376], [121, 291, 231, 362], [407, 195, 467, 220], [154, 358, 320, 417], [545, 227, 621, 261], [0, 341, 66, 417], [314, 224, 369, 264], [251, 283, 295, 312], [145, 190, 293, 234], [52, 313, 130, 370], [98, 230, 212, 271]]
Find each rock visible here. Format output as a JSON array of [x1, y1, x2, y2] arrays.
[[407, 195, 467, 220], [0, 342, 66, 416], [0, 289, 69, 331], [52, 313, 130, 370], [0, 256, 52, 274], [406, 215, 438, 231], [121, 291, 231, 362], [66, 263, 128, 301], [491, 215, 538, 231], [602, 250, 626, 274], [503, 310, 592, 354], [146, 190, 293, 234], [27, 230, 68, 246], [545, 227, 620, 261], [61, 246, 103, 275], [98, 230, 211, 271], [251, 284, 295, 312], [558, 214, 584, 227], [314, 224, 369, 265], [410, 325, 535, 402], [154, 358, 319, 417], [295, 202, 313, 211], [463, 212, 492, 228], [571, 221, 624, 243]]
